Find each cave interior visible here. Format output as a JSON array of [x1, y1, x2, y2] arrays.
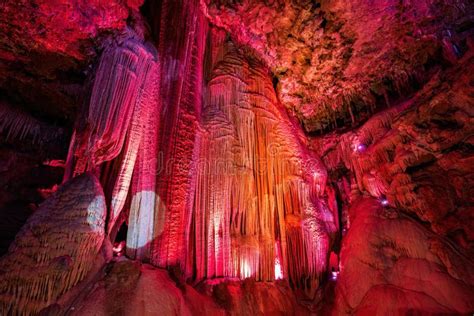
[[0, 0, 473, 315]]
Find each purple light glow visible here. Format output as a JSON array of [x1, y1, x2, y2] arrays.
[[357, 144, 366, 152]]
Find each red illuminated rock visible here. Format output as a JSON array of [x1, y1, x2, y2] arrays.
[[0, 0, 472, 314], [331, 198, 474, 314], [69, 259, 307, 315], [312, 54, 474, 255], [314, 52, 474, 314], [187, 29, 335, 294], [203, 0, 472, 131], [0, 0, 144, 120], [64, 30, 159, 236]]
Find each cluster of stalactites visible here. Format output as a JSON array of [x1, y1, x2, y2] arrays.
[[0, 101, 64, 145], [64, 30, 159, 234], [188, 33, 335, 295], [61, 8, 334, 296], [64, 0, 209, 270]]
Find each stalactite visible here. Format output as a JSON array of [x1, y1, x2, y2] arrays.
[[315, 103, 412, 200], [64, 30, 159, 233], [0, 174, 106, 315], [0, 102, 64, 145], [188, 31, 335, 293]]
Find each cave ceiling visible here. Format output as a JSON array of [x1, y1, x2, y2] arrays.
[[1, 0, 471, 131]]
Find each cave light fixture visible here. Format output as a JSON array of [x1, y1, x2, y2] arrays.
[[275, 258, 283, 280], [356, 143, 367, 152], [380, 196, 389, 207]]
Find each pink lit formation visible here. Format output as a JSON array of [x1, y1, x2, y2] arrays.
[[0, 0, 472, 314], [63, 9, 336, 291]]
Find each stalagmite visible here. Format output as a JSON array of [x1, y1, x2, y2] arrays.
[[0, 174, 106, 315]]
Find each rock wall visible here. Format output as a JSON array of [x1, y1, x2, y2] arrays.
[[0, 0, 472, 314], [313, 53, 474, 314], [312, 53, 474, 256], [332, 198, 474, 315]]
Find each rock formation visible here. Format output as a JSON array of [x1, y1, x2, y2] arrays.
[[332, 198, 474, 314], [189, 31, 335, 293], [0, 0, 472, 314], [0, 174, 107, 315]]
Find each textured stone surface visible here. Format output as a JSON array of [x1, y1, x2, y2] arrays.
[[313, 52, 474, 314], [187, 30, 335, 296], [0, 0, 473, 314], [331, 198, 474, 314], [203, 0, 473, 131], [64, 31, 159, 237], [312, 53, 474, 257], [70, 258, 308, 315], [0, 174, 107, 315], [0, 0, 143, 121]]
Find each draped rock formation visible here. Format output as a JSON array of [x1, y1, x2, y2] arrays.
[[186, 30, 336, 296], [62, 5, 336, 296], [316, 53, 474, 314], [0, 174, 106, 315], [64, 29, 159, 237], [141, 0, 207, 268], [62, 0, 208, 271], [312, 55, 474, 249]]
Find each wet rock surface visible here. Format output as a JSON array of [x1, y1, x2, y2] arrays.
[[0, 0, 472, 315]]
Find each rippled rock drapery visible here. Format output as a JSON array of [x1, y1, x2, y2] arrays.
[[63, 0, 336, 297], [187, 30, 336, 294], [61, 0, 208, 270], [1, 0, 471, 314], [64, 29, 159, 236], [0, 174, 106, 315], [142, 0, 207, 268]]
